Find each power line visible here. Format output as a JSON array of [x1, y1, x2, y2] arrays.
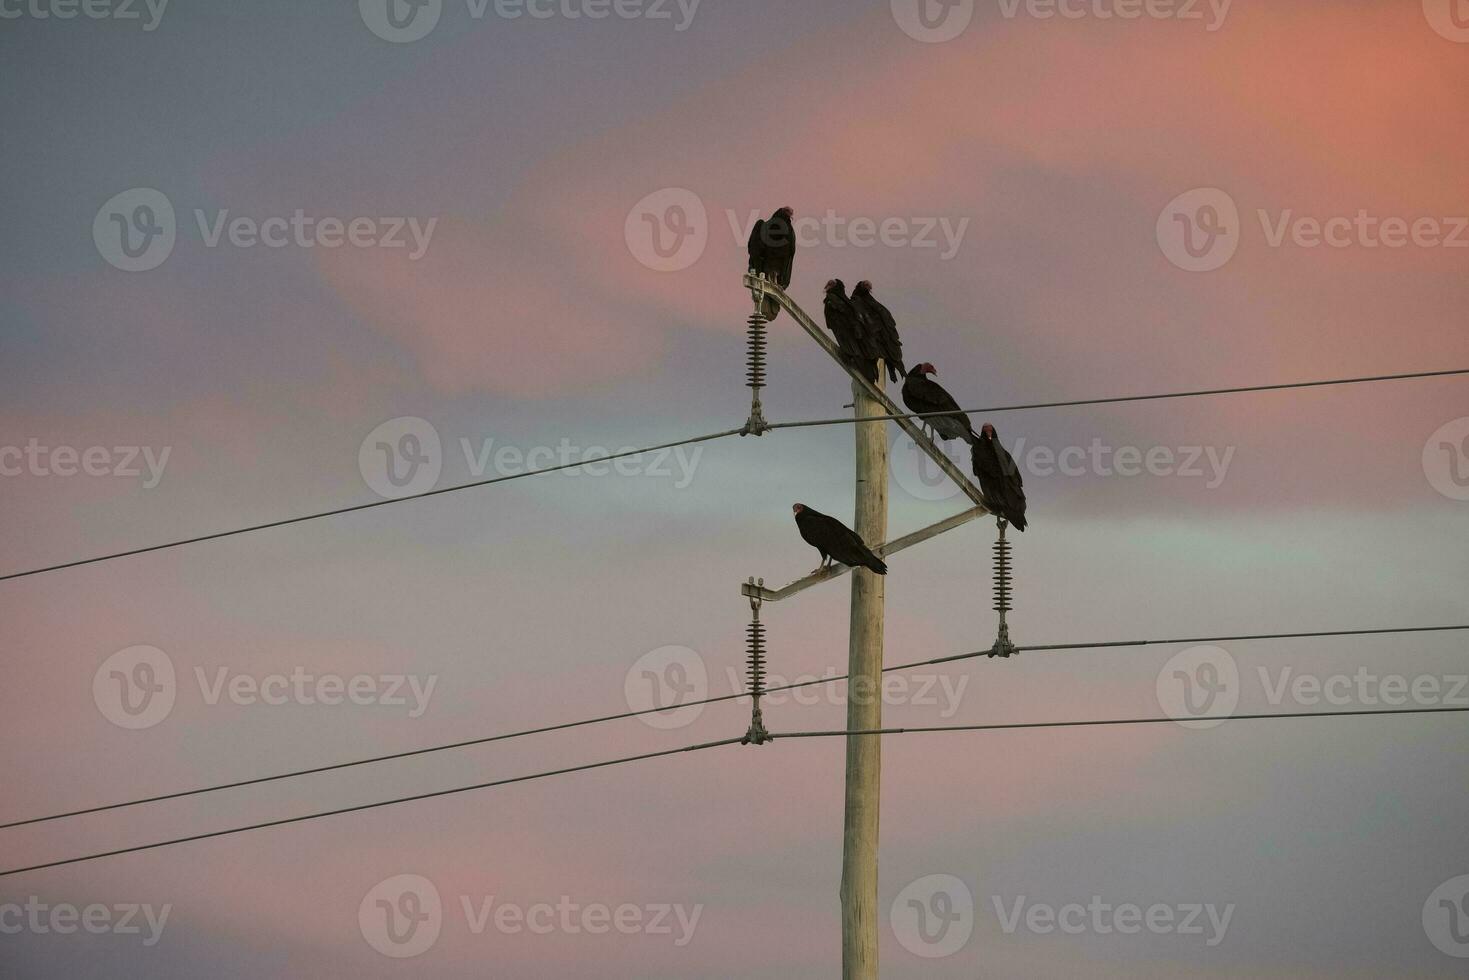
[[0, 428, 744, 584], [921, 623, 1469, 666], [767, 367, 1469, 431], [772, 704, 1469, 740], [0, 695, 755, 830], [9, 703, 1466, 878], [4, 367, 1463, 586], [7, 623, 1465, 831], [0, 737, 745, 878]]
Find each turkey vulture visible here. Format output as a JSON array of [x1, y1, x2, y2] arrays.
[[971, 424, 1027, 530], [793, 503, 888, 574], [823, 279, 879, 384], [747, 207, 796, 320], [901, 363, 975, 444], [850, 281, 906, 383]]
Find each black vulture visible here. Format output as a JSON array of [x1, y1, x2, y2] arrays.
[[901, 363, 976, 444], [823, 279, 880, 384], [792, 503, 887, 574], [971, 424, 1028, 530], [747, 207, 796, 320], [850, 280, 906, 383]]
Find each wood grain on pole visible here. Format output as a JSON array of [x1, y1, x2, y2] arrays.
[[841, 370, 888, 980]]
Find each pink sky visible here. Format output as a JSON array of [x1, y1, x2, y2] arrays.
[[2, 1, 1468, 977]]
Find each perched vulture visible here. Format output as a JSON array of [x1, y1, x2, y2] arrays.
[[823, 279, 880, 384], [792, 503, 888, 574], [747, 207, 796, 320], [850, 281, 906, 383], [901, 363, 976, 444], [971, 424, 1028, 530]]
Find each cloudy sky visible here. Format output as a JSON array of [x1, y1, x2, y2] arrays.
[[2, 0, 1468, 976]]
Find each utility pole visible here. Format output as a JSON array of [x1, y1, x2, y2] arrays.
[[841, 370, 888, 980], [739, 273, 996, 977]]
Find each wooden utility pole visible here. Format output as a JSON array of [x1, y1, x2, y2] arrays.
[[739, 274, 993, 976], [841, 370, 888, 980]]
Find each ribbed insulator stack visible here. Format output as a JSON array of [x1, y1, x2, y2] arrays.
[[746, 310, 768, 391], [746, 616, 767, 698], [992, 533, 1013, 616]]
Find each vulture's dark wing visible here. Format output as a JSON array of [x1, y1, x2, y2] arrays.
[[902, 373, 961, 416], [972, 440, 1028, 529], [746, 219, 766, 265], [995, 442, 1023, 488], [860, 293, 901, 353], [824, 297, 863, 354], [902, 374, 974, 441], [825, 293, 880, 384], [797, 508, 888, 573], [767, 215, 796, 286]]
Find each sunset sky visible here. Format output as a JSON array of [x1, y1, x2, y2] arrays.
[[3, 1, 1468, 976]]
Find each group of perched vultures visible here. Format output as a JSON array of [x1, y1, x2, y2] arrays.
[[746, 207, 1028, 578]]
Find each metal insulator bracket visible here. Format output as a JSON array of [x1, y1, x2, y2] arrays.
[[988, 519, 1019, 659], [741, 280, 770, 436], [742, 577, 772, 744]]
